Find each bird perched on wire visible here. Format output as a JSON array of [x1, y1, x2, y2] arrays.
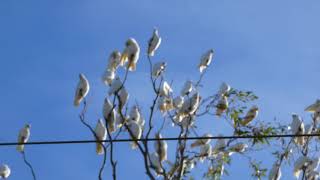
[[74, 73, 90, 106], [120, 38, 140, 71], [17, 124, 31, 152], [127, 121, 142, 149], [0, 164, 10, 179], [154, 133, 168, 162], [148, 28, 162, 57], [95, 119, 107, 155], [198, 49, 214, 73], [291, 114, 305, 146]]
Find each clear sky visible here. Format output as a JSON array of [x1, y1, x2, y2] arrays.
[[0, 0, 320, 179]]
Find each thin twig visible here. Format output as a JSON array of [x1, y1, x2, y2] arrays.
[[22, 151, 37, 180]]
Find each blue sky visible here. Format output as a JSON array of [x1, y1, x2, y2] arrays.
[[1, 0, 320, 179]]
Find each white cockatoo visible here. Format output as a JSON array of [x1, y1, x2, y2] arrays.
[[152, 62, 166, 77], [199, 144, 212, 162], [107, 109, 117, 133], [218, 82, 231, 97], [127, 121, 142, 149], [108, 77, 122, 96], [307, 171, 320, 180], [180, 92, 201, 116], [158, 97, 174, 113], [148, 28, 161, 57], [291, 114, 305, 146], [120, 38, 140, 71], [154, 133, 168, 162], [305, 99, 320, 113], [173, 96, 184, 109], [240, 105, 259, 126], [181, 80, 193, 96], [198, 49, 214, 73], [306, 157, 320, 174], [101, 69, 115, 86], [159, 81, 173, 97], [103, 97, 113, 120], [212, 135, 226, 153], [129, 106, 141, 122], [150, 152, 163, 175], [74, 73, 90, 106], [0, 164, 10, 179], [107, 50, 121, 72], [216, 96, 229, 116], [17, 124, 31, 152], [294, 156, 312, 178], [228, 143, 248, 154], [179, 115, 195, 128], [95, 119, 107, 155], [119, 87, 129, 109], [269, 162, 281, 180], [191, 133, 212, 148]]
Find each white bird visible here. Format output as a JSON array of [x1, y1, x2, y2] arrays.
[[291, 114, 305, 146], [191, 133, 212, 148], [198, 49, 214, 73], [181, 80, 193, 96], [154, 133, 168, 162], [158, 97, 174, 113], [95, 119, 107, 155], [0, 164, 10, 179], [129, 106, 141, 122], [152, 62, 166, 77], [119, 87, 129, 109], [159, 81, 173, 97], [120, 38, 140, 71], [306, 157, 320, 174], [269, 162, 281, 180], [199, 144, 212, 162], [294, 156, 312, 178], [173, 96, 184, 109], [107, 50, 121, 72], [17, 124, 31, 152], [305, 99, 320, 113], [127, 121, 142, 149], [148, 28, 162, 57], [108, 77, 122, 96], [150, 152, 163, 175], [213, 135, 226, 153], [180, 92, 201, 115], [216, 96, 228, 117], [101, 69, 115, 86], [240, 105, 259, 126], [307, 171, 320, 180], [103, 97, 113, 120], [74, 73, 90, 106], [107, 109, 117, 133], [218, 82, 231, 97], [179, 115, 195, 128], [228, 143, 248, 154]]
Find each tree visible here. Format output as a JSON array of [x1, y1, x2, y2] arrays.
[[2, 28, 320, 180]]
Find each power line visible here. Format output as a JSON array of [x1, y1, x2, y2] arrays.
[[0, 133, 319, 147]]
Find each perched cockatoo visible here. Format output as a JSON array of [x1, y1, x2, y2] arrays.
[[17, 124, 31, 152], [0, 164, 10, 179], [294, 156, 312, 178], [181, 80, 193, 96], [198, 49, 214, 73], [199, 144, 212, 162], [306, 157, 320, 174], [158, 97, 174, 113], [107, 50, 121, 72], [191, 133, 212, 148], [218, 82, 231, 97], [148, 28, 161, 57], [307, 171, 320, 180], [173, 96, 184, 109], [159, 81, 173, 97], [228, 143, 248, 154], [216, 96, 228, 117], [180, 92, 201, 115], [291, 114, 305, 146], [179, 115, 195, 128], [152, 62, 166, 77], [74, 73, 90, 106], [95, 119, 107, 155], [101, 69, 115, 86], [212, 135, 226, 153], [120, 38, 140, 71], [269, 162, 281, 180], [305, 99, 320, 113], [150, 152, 163, 175], [119, 87, 129, 109], [154, 133, 168, 162], [240, 105, 259, 126], [107, 109, 117, 133], [129, 106, 141, 122], [127, 121, 142, 149], [103, 97, 113, 120], [108, 77, 122, 96]]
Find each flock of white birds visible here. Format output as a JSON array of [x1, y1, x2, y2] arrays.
[[1, 28, 320, 179]]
